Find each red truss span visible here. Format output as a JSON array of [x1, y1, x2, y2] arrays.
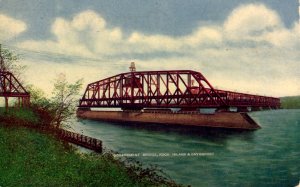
[[0, 71, 29, 97], [79, 70, 280, 109], [0, 71, 30, 107]]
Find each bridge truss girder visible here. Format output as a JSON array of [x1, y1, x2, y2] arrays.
[[79, 70, 280, 109], [0, 71, 30, 108]]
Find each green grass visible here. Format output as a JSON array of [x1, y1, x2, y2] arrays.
[[0, 108, 177, 186], [0, 107, 39, 125], [280, 96, 300, 109], [0, 126, 160, 186]]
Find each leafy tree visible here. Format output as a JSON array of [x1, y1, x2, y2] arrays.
[[50, 73, 83, 128], [26, 85, 53, 126], [0, 44, 25, 79], [26, 85, 49, 106], [26, 75, 83, 128]]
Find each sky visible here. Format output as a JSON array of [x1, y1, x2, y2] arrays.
[[0, 0, 299, 97]]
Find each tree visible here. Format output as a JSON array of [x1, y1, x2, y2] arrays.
[[50, 73, 83, 128], [0, 44, 25, 79], [26, 74, 83, 128], [26, 85, 53, 126]]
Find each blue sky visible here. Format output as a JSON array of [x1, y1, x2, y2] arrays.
[[0, 0, 299, 96], [0, 0, 298, 39]]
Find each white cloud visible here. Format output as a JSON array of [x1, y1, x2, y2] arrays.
[[183, 27, 222, 47], [223, 4, 300, 49], [17, 10, 222, 55], [224, 4, 282, 41], [15, 4, 300, 97], [264, 22, 300, 48], [0, 14, 27, 41]]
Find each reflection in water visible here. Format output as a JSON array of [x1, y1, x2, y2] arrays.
[[72, 110, 300, 187]]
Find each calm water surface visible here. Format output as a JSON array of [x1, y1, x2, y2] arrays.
[[71, 109, 300, 187]]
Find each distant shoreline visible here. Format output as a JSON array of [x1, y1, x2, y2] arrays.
[[280, 96, 300, 109]]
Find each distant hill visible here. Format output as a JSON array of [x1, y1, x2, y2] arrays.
[[280, 96, 300, 109]]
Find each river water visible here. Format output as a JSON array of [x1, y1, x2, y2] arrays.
[[71, 109, 300, 187]]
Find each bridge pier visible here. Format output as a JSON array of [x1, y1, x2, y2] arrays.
[[179, 107, 198, 112], [4, 97, 8, 111], [262, 106, 271, 110], [216, 107, 230, 112], [251, 107, 262, 111], [270, 106, 279, 110], [237, 107, 250, 112]]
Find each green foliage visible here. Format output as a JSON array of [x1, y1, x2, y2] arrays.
[[0, 108, 39, 126], [280, 96, 300, 109], [0, 126, 172, 186], [0, 45, 25, 79], [0, 107, 180, 186], [50, 73, 83, 128], [26, 75, 83, 128], [26, 85, 53, 126], [26, 85, 50, 107]]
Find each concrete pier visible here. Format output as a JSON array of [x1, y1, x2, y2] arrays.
[[77, 110, 260, 130]]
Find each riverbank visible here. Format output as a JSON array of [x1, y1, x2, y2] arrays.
[[280, 95, 300, 109], [0, 126, 135, 186], [0, 108, 180, 186]]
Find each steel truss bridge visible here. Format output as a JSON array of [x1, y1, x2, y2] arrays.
[[79, 70, 280, 110], [0, 70, 30, 108], [0, 44, 30, 109]]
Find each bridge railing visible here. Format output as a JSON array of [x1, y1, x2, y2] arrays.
[[215, 89, 280, 108]]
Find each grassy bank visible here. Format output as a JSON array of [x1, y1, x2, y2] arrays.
[[0, 108, 178, 186], [0, 108, 39, 125], [280, 96, 300, 109], [0, 126, 153, 186]]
